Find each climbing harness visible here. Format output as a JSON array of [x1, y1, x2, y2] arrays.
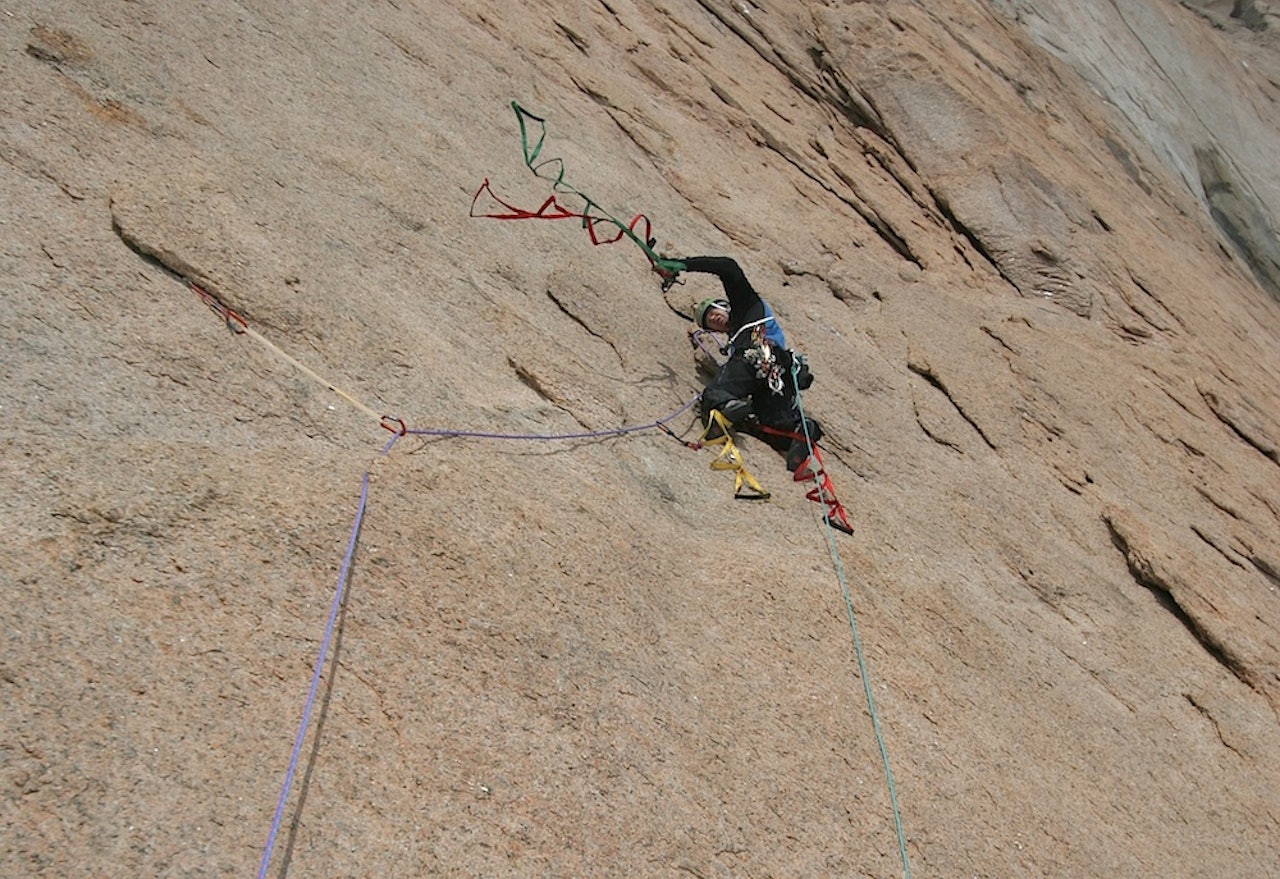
[[725, 315, 773, 351]]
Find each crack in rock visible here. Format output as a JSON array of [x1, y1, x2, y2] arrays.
[[544, 289, 624, 368], [906, 353, 997, 451], [1198, 382, 1280, 466], [1104, 510, 1258, 694]]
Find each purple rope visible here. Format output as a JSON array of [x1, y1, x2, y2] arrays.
[[254, 396, 699, 874], [405, 394, 700, 442], [256, 468, 372, 879], [690, 328, 727, 366]]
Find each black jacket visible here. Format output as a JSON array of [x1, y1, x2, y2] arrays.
[[683, 256, 812, 391], [682, 256, 781, 351]]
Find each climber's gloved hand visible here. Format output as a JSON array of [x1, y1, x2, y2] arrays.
[[789, 353, 814, 390], [795, 361, 814, 389], [653, 257, 686, 291]]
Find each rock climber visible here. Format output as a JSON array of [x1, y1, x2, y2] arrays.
[[657, 255, 821, 472]]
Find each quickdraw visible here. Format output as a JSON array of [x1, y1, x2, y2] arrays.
[[380, 416, 408, 436], [190, 282, 248, 334], [656, 421, 701, 450]]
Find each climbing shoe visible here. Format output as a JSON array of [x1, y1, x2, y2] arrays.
[[702, 399, 753, 440], [786, 439, 811, 474], [720, 398, 754, 426]]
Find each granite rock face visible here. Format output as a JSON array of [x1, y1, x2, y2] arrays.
[[3, 1, 1278, 877], [994, 0, 1280, 298]]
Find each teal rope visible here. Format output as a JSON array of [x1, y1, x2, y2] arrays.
[[792, 370, 912, 879], [506, 101, 905, 868]]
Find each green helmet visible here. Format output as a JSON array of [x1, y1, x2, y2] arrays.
[[695, 297, 729, 329]]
